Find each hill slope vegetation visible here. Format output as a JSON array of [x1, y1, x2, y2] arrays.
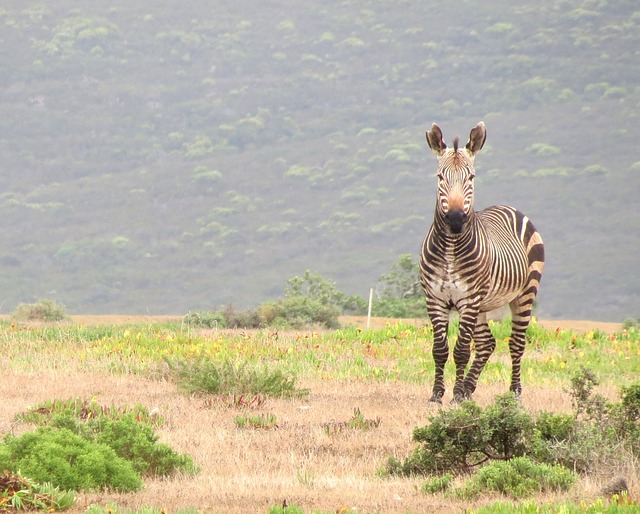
[[0, 1, 638, 320]]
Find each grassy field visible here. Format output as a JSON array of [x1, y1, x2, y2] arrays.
[[0, 316, 637, 513]]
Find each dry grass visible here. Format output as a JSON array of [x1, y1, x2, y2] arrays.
[[0, 316, 632, 513], [1, 366, 631, 514]]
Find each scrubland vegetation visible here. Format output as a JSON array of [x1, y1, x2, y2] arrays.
[[0, 314, 638, 513]]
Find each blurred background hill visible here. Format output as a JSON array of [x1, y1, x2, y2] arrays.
[[0, 0, 638, 321]]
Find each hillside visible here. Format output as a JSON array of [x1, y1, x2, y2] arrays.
[[0, 1, 639, 320]]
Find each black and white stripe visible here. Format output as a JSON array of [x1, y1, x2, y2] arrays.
[[420, 122, 544, 403]]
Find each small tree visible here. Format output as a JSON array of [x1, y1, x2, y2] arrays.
[[376, 254, 422, 299]]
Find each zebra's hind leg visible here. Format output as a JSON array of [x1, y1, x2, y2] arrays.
[[508, 297, 535, 397], [462, 313, 496, 399]]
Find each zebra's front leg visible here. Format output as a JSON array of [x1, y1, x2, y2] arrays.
[[452, 309, 479, 403], [462, 315, 496, 398], [429, 312, 449, 404]]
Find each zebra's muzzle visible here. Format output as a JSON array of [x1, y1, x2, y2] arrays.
[[444, 209, 467, 234]]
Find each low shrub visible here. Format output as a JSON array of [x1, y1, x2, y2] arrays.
[[11, 398, 195, 491], [456, 457, 575, 499], [94, 414, 197, 476], [183, 310, 226, 328], [234, 412, 279, 429], [0, 427, 142, 492], [421, 472, 453, 494], [12, 299, 67, 322], [16, 397, 164, 428], [260, 296, 340, 329], [322, 407, 382, 435], [166, 358, 308, 398], [388, 393, 533, 476]]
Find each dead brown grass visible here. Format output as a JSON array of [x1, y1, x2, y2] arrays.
[[2, 366, 630, 514]]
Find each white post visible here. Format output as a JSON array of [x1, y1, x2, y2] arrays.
[[366, 288, 373, 328]]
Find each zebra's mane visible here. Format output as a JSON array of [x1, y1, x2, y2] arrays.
[[453, 136, 460, 152]]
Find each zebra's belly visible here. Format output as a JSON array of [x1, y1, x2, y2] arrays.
[[426, 275, 471, 307], [478, 289, 521, 313]]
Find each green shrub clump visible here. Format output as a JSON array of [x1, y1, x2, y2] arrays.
[[0, 427, 142, 492], [259, 296, 340, 329], [8, 398, 197, 493], [94, 414, 197, 476], [456, 457, 575, 499], [388, 393, 533, 475]]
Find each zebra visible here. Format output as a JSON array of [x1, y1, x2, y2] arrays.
[[419, 122, 544, 403]]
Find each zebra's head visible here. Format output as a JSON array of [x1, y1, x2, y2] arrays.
[[426, 122, 487, 234]]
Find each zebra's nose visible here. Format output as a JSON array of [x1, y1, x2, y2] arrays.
[[445, 209, 467, 233]]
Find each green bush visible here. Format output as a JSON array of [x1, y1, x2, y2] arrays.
[[167, 358, 308, 398], [259, 296, 340, 329], [183, 306, 262, 329], [94, 414, 197, 476], [183, 310, 226, 328], [371, 297, 428, 318], [12, 299, 67, 322], [0, 427, 142, 492], [421, 472, 453, 494], [389, 393, 534, 475], [457, 457, 575, 499]]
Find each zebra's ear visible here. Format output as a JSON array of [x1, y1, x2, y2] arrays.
[[465, 121, 487, 156], [426, 123, 447, 156]]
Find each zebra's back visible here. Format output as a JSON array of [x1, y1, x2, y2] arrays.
[[476, 205, 544, 312]]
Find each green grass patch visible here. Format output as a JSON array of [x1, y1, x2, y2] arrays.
[[0, 319, 637, 388], [234, 412, 279, 429]]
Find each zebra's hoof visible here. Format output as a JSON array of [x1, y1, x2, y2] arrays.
[[451, 394, 472, 405], [428, 395, 443, 405]]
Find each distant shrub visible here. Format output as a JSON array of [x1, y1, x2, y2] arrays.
[[183, 310, 226, 328], [13, 299, 67, 322], [261, 296, 340, 329], [622, 317, 639, 330], [371, 297, 427, 318], [223, 304, 263, 328]]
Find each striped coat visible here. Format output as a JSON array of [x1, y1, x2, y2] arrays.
[[420, 122, 544, 403]]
